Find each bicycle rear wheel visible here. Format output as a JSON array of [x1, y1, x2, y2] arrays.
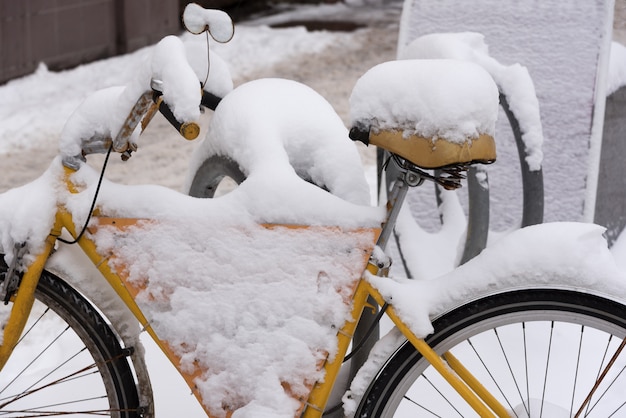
[[0, 258, 140, 417], [187, 155, 246, 198], [357, 289, 626, 417]]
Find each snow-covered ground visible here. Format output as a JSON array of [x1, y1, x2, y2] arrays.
[[2, 0, 626, 416], [0, 1, 401, 194]]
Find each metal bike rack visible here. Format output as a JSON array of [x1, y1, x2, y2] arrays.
[[456, 93, 545, 265], [458, 92, 545, 265], [594, 85, 626, 246]]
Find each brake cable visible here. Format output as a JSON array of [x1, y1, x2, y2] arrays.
[[202, 29, 211, 89], [58, 143, 113, 245], [343, 302, 389, 363], [321, 302, 390, 416]]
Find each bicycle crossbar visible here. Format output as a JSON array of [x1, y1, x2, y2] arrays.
[[443, 351, 511, 417]]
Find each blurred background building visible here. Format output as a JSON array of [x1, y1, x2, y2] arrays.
[[1, 0, 624, 85], [0, 0, 344, 85]]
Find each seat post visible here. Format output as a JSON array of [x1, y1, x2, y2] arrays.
[[377, 159, 417, 252], [341, 158, 415, 410]]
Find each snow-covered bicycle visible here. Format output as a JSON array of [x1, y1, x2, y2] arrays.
[[2, 4, 626, 417]]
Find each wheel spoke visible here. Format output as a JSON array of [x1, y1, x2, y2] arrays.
[[0, 394, 111, 416], [523, 322, 530, 417], [494, 327, 526, 416], [584, 339, 626, 416], [0, 367, 100, 408], [467, 337, 516, 414], [401, 394, 443, 417], [608, 400, 626, 417], [574, 337, 626, 417], [3, 347, 90, 404], [0, 325, 70, 398], [569, 325, 584, 416], [14, 308, 51, 348], [587, 362, 626, 414], [539, 321, 554, 418], [422, 372, 462, 417]]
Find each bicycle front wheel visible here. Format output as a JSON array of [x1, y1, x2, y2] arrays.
[[357, 289, 626, 417], [0, 259, 141, 417]]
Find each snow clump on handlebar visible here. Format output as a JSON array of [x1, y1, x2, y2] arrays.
[[59, 34, 202, 166], [151, 35, 202, 123]]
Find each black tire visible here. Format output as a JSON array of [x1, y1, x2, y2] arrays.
[[356, 289, 626, 417], [0, 257, 141, 417], [187, 154, 327, 198], [188, 155, 246, 198]]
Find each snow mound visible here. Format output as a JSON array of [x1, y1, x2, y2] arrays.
[[399, 32, 544, 170], [349, 59, 499, 144]]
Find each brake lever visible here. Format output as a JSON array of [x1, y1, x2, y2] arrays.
[[1, 242, 28, 304]]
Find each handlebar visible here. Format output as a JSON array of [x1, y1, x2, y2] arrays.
[[60, 5, 232, 169], [201, 90, 222, 111], [157, 98, 201, 140], [111, 78, 220, 161], [150, 79, 201, 140]]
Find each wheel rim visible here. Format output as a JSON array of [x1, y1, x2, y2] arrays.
[[379, 301, 626, 417]]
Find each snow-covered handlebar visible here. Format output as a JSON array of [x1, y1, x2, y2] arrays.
[[123, 3, 235, 142], [139, 4, 234, 141], [149, 35, 202, 139], [60, 5, 234, 169]]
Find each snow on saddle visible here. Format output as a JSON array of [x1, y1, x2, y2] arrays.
[[349, 59, 498, 172]]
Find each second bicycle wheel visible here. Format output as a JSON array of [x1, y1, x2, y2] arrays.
[[0, 258, 141, 417], [357, 289, 626, 417], [187, 155, 246, 198]]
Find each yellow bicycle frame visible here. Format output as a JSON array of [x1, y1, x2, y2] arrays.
[[0, 166, 509, 418]]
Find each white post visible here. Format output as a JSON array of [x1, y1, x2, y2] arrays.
[[585, 0, 616, 222]]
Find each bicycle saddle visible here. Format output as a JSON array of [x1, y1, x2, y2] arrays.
[[350, 128, 495, 170], [349, 59, 498, 170]]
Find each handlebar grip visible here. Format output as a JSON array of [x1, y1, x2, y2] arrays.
[[157, 99, 200, 140]]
